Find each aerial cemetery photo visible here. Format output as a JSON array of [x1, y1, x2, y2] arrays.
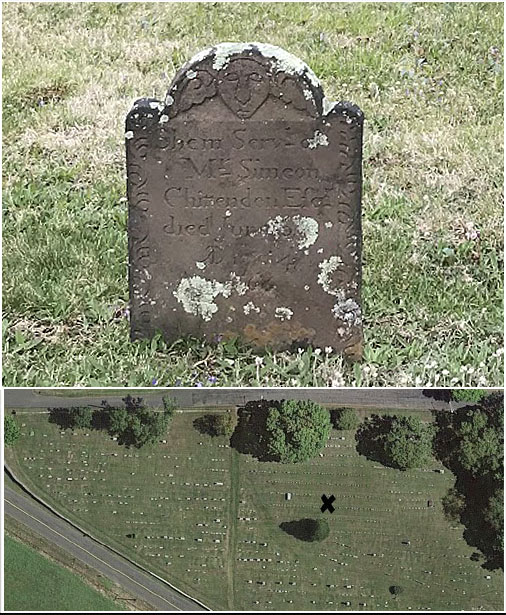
[[2, 2, 503, 386], [4, 389, 504, 611]]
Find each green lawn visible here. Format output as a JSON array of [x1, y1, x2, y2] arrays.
[[6, 409, 503, 610], [4, 535, 121, 611], [2, 2, 503, 387]]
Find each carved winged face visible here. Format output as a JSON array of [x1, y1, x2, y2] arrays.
[[218, 58, 270, 118]]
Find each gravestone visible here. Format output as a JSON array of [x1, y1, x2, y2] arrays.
[[126, 42, 363, 358]]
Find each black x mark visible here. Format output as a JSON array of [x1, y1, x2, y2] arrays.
[[321, 494, 335, 513]]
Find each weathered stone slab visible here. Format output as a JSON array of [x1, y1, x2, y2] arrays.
[[126, 42, 363, 358]]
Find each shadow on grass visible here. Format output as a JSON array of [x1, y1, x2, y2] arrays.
[[280, 518, 330, 542], [355, 414, 395, 467], [230, 400, 280, 461]]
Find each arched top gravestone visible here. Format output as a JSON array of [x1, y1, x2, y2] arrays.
[[126, 43, 363, 359]]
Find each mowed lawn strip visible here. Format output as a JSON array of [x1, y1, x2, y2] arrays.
[[4, 535, 121, 611], [5, 410, 503, 610]]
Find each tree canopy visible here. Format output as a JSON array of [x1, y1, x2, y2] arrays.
[[265, 400, 331, 463], [68, 407, 94, 430], [49, 396, 176, 449], [331, 407, 360, 430], [451, 389, 488, 403], [434, 392, 503, 569], [5, 415, 20, 446], [356, 414, 434, 470], [104, 396, 174, 448], [194, 413, 237, 437]]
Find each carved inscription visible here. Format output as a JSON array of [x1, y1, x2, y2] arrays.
[[126, 43, 363, 358]]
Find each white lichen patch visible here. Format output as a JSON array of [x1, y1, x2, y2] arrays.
[[230, 272, 248, 296], [212, 42, 253, 70], [317, 256, 344, 296], [275, 307, 293, 321], [265, 215, 286, 239], [149, 101, 164, 112], [303, 88, 313, 100], [125, 130, 134, 140], [195, 261, 206, 270], [292, 215, 319, 250], [307, 130, 329, 149], [190, 42, 320, 88], [159, 114, 169, 124], [260, 215, 318, 250], [186, 69, 197, 79], [165, 94, 175, 106], [173, 276, 229, 321], [331, 293, 362, 327], [325, 221, 333, 229], [243, 301, 260, 315], [173, 272, 249, 321]]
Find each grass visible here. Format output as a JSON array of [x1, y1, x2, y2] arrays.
[[2, 2, 503, 386], [6, 408, 503, 611], [4, 535, 122, 611]]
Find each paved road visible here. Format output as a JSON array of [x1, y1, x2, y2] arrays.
[[4, 485, 207, 611], [4, 388, 457, 411]]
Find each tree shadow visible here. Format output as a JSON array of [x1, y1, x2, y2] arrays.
[[229, 400, 280, 461], [193, 415, 218, 437], [422, 389, 451, 401], [279, 518, 329, 542], [48, 408, 74, 430], [355, 414, 395, 467]]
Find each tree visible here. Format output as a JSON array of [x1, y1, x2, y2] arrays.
[[451, 389, 488, 403], [453, 410, 502, 482], [280, 518, 330, 542], [162, 396, 177, 420], [103, 397, 174, 448], [356, 415, 434, 470], [485, 489, 504, 547], [68, 407, 94, 430], [265, 400, 331, 463], [331, 408, 360, 430], [5, 415, 20, 446], [194, 413, 237, 437], [433, 393, 503, 569], [383, 416, 434, 470]]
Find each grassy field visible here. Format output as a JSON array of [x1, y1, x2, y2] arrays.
[[6, 408, 503, 610], [2, 2, 503, 387], [4, 535, 121, 611]]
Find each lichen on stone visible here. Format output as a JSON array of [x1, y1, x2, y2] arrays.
[[159, 114, 169, 124], [195, 261, 206, 270], [173, 272, 249, 321], [243, 301, 260, 315], [125, 130, 134, 140], [186, 69, 197, 79], [292, 215, 319, 250], [331, 293, 362, 327], [317, 256, 344, 296], [275, 306, 293, 321], [307, 130, 329, 149]]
